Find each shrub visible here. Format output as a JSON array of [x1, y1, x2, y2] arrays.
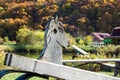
[[0, 37, 3, 44], [16, 27, 44, 52], [16, 26, 31, 44], [16, 27, 44, 44], [3, 36, 9, 43], [84, 35, 92, 45]]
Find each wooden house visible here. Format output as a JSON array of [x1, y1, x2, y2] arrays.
[[109, 27, 120, 45], [91, 32, 110, 42]]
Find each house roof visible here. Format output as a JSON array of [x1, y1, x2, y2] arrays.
[[91, 32, 110, 41], [111, 27, 120, 36], [110, 27, 120, 39]]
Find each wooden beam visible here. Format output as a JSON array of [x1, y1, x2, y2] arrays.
[[4, 53, 120, 80], [71, 45, 88, 55], [63, 59, 120, 77], [63, 59, 120, 63]]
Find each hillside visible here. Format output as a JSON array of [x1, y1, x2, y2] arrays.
[[0, 0, 120, 40]]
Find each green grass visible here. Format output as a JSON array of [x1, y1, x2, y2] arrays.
[[0, 44, 43, 53], [0, 44, 16, 52], [1, 73, 56, 80]]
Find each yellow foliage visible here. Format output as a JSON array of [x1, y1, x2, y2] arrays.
[[90, 54, 97, 59], [103, 0, 108, 3], [35, 31, 44, 40], [89, 0, 94, 2], [65, 3, 71, 7], [85, 35, 92, 42], [78, 17, 86, 23], [53, 5, 59, 10], [45, 6, 50, 11], [37, 0, 46, 3], [67, 0, 74, 2], [110, 0, 115, 3], [84, 35, 92, 45], [69, 37, 75, 45], [79, 39, 84, 44], [81, 5, 87, 10], [95, 3, 99, 7]]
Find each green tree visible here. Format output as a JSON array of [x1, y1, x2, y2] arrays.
[[16, 26, 44, 45], [16, 27, 30, 44]]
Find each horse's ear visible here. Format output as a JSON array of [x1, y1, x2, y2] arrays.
[[55, 15, 58, 20]]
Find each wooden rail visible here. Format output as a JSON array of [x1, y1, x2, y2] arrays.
[[62, 59, 120, 63], [63, 59, 120, 77], [4, 53, 120, 80]]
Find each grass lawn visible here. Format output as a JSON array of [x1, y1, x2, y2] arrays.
[[1, 73, 56, 80]]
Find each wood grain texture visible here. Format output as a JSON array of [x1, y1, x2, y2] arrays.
[[63, 59, 120, 63], [4, 54, 120, 80]]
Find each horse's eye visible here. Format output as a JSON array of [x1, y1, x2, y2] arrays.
[[53, 29, 57, 34], [58, 27, 63, 33]]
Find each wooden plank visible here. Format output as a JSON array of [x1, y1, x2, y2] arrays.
[[5, 53, 37, 71], [101, 63, 115, 68], [4, 54, 120, 80], [63, 59, 120, 63], [72, 45, 88, 55]]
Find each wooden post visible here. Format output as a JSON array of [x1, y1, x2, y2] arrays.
[[114, 62, 120, 76]]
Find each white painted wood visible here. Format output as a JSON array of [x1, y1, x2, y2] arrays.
[[39, 18, 69, 64], [5, 54, 120, 80], [71, 45, 88, 55], [35, 61, 120, 80], [101, 63, 115, 68], [9, 54, 36, 71], [63, 59, 120, 63]]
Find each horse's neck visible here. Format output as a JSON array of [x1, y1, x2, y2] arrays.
[[41, 41, 63, 64]]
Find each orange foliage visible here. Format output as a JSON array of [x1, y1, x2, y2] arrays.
[[0, 0, 120, 40], [8, 18, 14, 25], [77, 17, 87, 23], [14, 18, 27, 24]]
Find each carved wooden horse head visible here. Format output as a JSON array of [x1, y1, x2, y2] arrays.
[[39, 16, 70, 64], [0, 17, 70, 80]]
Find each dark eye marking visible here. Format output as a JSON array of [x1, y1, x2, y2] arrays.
[[51, 25, 53, 27], [58, 27, 63, 33], [53, 29, 57, 34]]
